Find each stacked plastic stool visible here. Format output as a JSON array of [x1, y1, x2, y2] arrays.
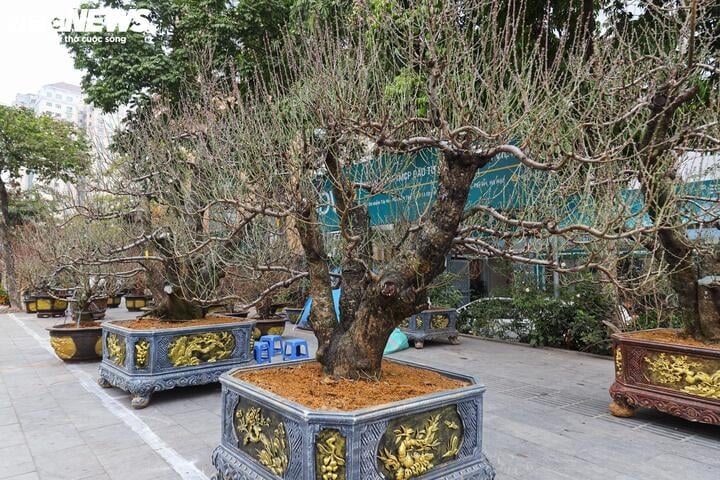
[[282, 339, 310, 361], [259, 335, 284, 357], [253, 341, 272, 364]]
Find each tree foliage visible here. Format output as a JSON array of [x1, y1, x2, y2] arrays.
[[66, 0, 353, 115], [0, 106, 89, 181]]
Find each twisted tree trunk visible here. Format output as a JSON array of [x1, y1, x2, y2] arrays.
[[302, 150, 483, 378]]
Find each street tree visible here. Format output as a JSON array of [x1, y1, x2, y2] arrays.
[[0, 106, 89, 307]]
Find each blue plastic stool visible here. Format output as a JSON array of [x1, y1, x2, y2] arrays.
[[253, 341, 272, 364], [282, 339, 309, 361], [259, 335, 283, 356]]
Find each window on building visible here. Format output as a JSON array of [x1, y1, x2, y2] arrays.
[[66, 96, 73, 102], [55, 93, 62, 99]]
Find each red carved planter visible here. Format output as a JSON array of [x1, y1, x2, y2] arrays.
[[609, 329, 720, 425]]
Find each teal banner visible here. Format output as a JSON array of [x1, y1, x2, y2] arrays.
[[318, 149, 523, 230]]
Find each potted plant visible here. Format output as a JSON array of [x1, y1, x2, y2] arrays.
[[33, 287, 69, 318], [22, 292, 37, 313], [105, 277, 125, 308], [401, 273, 463, 349], [47, 281, 105, 362]]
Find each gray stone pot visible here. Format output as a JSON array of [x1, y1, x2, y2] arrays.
[[212, 358, 494, 480], [98, 318, 255, 409], [401, 308, 460, 348]]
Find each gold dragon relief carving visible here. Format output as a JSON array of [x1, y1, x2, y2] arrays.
[[377, 406, 463, 480], [168, 331, 235, 367], [316, 429, 346, 480], [234, 404, 289, 477], [106, 333, 126, 366], [644, 353, 720, 399]]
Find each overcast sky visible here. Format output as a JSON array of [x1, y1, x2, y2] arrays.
[[0, 1, 85, 105]]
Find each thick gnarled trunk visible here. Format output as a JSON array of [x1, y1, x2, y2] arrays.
[[305, 151, 483, 379]]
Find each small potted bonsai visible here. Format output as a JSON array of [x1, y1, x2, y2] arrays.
[[47, 279, 105, 361], [22, 291, 37, 313], [33, 284, 69, 318], [125, 279, 151, 311], [401, 273, 463, 349]]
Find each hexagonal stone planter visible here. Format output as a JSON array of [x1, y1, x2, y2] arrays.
[[610, 329, 720, 424], [212, 359, 494, 480], [98, 317, 256, 409], [401, 308, 460, 349]]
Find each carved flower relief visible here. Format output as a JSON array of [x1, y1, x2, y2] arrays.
[[233, 402, 289, 477]]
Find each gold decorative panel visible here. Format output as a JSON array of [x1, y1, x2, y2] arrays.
[[36, 298, 52, 310], [135, 339, 150, 368], [106, 333, 126, 366], [168, 331, 235, 367], [645, 353, 720, 399], [377, 405, 463, 479], [234, 403, 289, 476], [50, 336, 76, 359], [316, 429, 346, 480]]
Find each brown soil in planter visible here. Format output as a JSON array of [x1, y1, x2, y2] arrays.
[[116, 316, 245, 330], [625, 328, 720, 349], [235, 361, 467, 411], [52, 322, 101, 329]]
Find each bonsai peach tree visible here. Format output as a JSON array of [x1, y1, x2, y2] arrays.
[[75, 0, 720, 380]]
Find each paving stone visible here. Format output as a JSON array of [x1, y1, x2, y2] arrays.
[[80, 424, 147, 456], [24, 426, 87, 456], [33, 445, 106, 480], [0, 407, 18, 427], [0, 424, 26, 449], [4, 472, 39, 480], [0, 444, 35, 479], [95, 446, 178, 480]]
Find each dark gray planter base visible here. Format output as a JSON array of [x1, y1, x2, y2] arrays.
[[211, 358, 494, 480], [98, 362, 241, 408]]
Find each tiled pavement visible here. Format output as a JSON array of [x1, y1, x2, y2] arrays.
[[0, 308, 718, 480]]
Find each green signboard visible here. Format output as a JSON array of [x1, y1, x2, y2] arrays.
[[318, 149, 523, 230]]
